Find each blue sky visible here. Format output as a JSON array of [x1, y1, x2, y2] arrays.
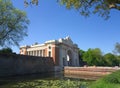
[[12, 0, 120, 54]]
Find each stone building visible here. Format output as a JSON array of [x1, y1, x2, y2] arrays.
[[20, 36, 79, 70]]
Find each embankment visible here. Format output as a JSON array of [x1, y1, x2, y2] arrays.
[[64, 66, 120, 80]]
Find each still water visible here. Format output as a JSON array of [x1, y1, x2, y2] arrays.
[[0, 72, 92, 88]]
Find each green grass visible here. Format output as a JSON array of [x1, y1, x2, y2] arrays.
[[89, 70, 120, 88]]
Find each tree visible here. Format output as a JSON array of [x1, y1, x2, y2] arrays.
[[79, 49, 86, 66], [82, 48, 103, 66], [24, 0, 38, 6], [59, 0, 120, 19], [113, 42, 120, 55], [25, 0, 120, 19], [0, 0, 29, 47], [0, 48, 13, 54], [103, 53, 119, 66]]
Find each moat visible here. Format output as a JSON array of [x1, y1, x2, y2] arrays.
[[0, 72, 92, 88]]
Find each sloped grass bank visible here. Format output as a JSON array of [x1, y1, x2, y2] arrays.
[[89, 70, 120, 88]]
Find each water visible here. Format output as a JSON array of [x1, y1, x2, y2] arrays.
[[0, 72, 92, 88]]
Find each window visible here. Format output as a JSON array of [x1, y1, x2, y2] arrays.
[[49, 51, 51, 57], [49, 46, 51, 49]]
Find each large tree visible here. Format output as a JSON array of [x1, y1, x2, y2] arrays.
[[60, 0, 120, 19], [25, 0, 120, 19], [103, 53, 119, 66], [82, 48, 103, 66], [0, 0, 29, 47]]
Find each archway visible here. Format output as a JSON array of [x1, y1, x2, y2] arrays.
[[66, 50, 73, 66]]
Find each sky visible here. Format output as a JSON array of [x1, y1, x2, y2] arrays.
[[11, 0, 120, 54]]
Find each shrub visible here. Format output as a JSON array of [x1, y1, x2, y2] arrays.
[[103, 70, 120, 84], [0, 48, 13, 54], [89, 70, 120, 88]]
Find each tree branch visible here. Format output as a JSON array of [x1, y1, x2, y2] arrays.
[[109, 4, 120, 10], [0, 16, 22, 40]]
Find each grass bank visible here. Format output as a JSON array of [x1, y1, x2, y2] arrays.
[[89, 70, 120, 88]]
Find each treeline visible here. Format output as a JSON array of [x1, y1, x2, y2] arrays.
[[0, 48, 14, 54], [79, 48, 120, 67]]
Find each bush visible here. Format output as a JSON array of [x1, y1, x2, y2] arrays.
[[0, 48, 13, 54], [89, 70, 120, 88], [103, 70, 120, 84]]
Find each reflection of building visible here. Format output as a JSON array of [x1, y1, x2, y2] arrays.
[[20, 36, 79, 70]]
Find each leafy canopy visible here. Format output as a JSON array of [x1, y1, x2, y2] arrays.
[[59, 0, 120, 19], [103, 53, 119, 66], [80, 48, 120, 66], [113, 42, 120, 55], [0, 0, 29, 47], [25, 0, 120, 19], [0, 48, 13, 54], [82, 48, 103, 66]]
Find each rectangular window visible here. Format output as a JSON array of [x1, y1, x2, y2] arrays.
[[49, 51, 51, 57]]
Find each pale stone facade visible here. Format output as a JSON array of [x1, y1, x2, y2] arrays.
[[20, 36, 79, 70]]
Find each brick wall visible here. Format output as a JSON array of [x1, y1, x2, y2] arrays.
[[64, 66, 120, 80], [0, 53, 54, 77]]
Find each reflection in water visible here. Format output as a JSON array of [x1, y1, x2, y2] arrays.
[[0, 72, 92, 88], [0, 72, 61, 84], [0, 72, 63, 86], [64, 74, 100, 80]]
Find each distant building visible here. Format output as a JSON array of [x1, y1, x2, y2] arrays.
[[20, 36, 79, 70]]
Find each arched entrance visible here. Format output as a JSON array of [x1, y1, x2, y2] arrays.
[[67, 50, 73, 66]]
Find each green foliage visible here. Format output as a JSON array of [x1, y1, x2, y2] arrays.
[[89, 80, 120, 88], [79, 49, 86, 66], [7, 79, 87, 88], [103, 70, 120, 84], [89, 70, 120, 88], [24, 0, 120, 19], [82, 48, 103, 66], [80, 48, 120, 66], [0, 48, 13, 54], [59, 0, 120, 19], [113, 42, 120, 55], [103, 53, 119, 66], [0, 0, 29, 47], [24, 0, 38, 6]]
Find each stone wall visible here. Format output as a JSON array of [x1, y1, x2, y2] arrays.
[[0, 53, 54, 77]]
